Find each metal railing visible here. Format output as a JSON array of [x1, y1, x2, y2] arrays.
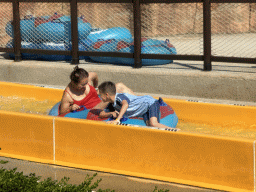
[[0, 0, 256, 71]]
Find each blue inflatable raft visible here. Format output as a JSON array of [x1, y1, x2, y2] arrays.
[[6, 40, 90, 61], [86, 27, 132, 44], [5, 13, 92, 43], [48, 98, 178, 128], [89, 38, 177, 66]]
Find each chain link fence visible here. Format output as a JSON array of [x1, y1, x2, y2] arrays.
[[0, 2, 256, 62], [141, 3, 203, 56], [4, 3, 73, 60], [0, 3, 12, 48], [211, 3, 256, 58]]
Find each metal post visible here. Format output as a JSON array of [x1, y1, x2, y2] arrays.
[[203, 0, 211, 71], [12, 0, 21, 62], [70, 0, 79, 64], [133, 0, 142, 68]]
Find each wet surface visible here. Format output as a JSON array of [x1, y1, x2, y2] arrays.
[[0, 156, 217, 192], [177, 120, 256, 139], [1, 95, 256, 139], [0, 95, 56, 115]]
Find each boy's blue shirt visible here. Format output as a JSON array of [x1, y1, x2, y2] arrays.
[[113, 93, 156, 118]]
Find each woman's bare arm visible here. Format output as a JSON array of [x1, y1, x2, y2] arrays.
[[59, 92, 75, 115], [88, 72, 98, 88]]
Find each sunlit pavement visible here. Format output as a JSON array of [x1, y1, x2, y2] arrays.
[[0, 156, 217, 192]]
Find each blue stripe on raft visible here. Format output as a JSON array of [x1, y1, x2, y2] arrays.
[[48, 102, 60, 116], [64, 109, 89, 119], [118, 112, 178, 128], [48, 102, 90, 118], [160, 113, 178, 128]]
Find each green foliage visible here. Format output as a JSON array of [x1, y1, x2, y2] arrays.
[[153, 186, 169, 192], [0, 161, 8, 164], [0, 166, 114, 192], [0, 161, 169, 192]]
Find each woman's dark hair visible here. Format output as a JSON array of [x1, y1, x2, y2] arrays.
[[70, 66, 89, 84]]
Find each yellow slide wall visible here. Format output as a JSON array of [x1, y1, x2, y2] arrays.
[[0, 110, 54, 164], [0, 81, 255, 191], [54, 118, 255, 192], [0, 81, 63, 102], [168, 99, 256, 128]]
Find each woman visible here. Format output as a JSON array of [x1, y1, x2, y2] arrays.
[[59, 66, 134, 116]]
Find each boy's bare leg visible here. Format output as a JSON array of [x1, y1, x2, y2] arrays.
[[149, 117, 180, 131], [116, 82, 135, 95]]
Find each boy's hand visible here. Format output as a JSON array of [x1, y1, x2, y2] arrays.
[[110, 111, 119, 118], [107, 120, 120, 125]]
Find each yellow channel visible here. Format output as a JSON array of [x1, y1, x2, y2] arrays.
[[0, 81, 256, 192], [0, 94, 255, 139]]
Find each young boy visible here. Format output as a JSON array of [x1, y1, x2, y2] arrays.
[[98, 81, 180, 131]]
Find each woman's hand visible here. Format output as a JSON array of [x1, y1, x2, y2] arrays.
[[70, 104, 80, 111]]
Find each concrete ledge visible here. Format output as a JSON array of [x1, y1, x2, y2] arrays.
[[0, 56, 255, 103]]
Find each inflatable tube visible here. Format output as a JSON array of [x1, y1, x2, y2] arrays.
[[5, 13, 92, 43], [6, 40, 40, 60], [6, 40, 90, 61], [5, 18, 35, 42], [76, 27, 133, 60], [89, 38, 177, 66], [87, 27, 132, 43], [48, 98, 178, 128], [37, 15, 92, 42]]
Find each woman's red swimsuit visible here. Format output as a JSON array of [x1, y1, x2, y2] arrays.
[[59, 85, 101, 116]]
